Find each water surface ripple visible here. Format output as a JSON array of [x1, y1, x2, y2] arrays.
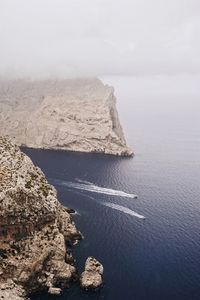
[[26, 76, 200, 300]]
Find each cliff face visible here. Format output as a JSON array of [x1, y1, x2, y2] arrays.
[[0, 78, 133, 156], [0, 137, 81, 299]]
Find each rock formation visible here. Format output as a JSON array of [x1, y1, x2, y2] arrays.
[[0, 136, 82, 299], [80, 257, 103, 289], [0, 78, 132, 156]]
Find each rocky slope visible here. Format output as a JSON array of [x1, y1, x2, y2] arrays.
[[0, 136, 82, 299], [0, 78, 132, 156]]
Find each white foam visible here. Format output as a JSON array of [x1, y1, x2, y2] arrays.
[[104, 202, 145, 219], [53, 179, 138, 199]]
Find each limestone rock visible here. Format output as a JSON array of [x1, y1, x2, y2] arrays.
[[80, 257, 103, 289], [0, 137, 81, 299], [48, 287, 62, 295], [0, 78, 133, 156], [0, 280, 28, 300]]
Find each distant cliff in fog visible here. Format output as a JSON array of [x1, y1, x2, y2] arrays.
[[0, 78, 132, 156]]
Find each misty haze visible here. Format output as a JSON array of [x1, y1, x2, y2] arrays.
[[0, 1, 200, 300]]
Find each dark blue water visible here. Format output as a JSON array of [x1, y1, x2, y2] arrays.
[[26, 76, 200, 300]]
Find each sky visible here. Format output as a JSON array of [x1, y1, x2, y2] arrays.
[[0, 0, 200, 78]]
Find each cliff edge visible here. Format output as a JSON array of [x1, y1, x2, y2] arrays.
[[0, 137, 82, 299], [0, 78, 133, 156]]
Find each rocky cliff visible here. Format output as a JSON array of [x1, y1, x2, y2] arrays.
[[0, 78, 132, 156], [0, 136, 82, 299]]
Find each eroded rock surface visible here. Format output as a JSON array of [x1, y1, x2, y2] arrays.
[[0, 78, 132, 156], [0, 137, 82, 299], [80, 257, 104, 289]]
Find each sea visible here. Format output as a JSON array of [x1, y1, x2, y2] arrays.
[[25, 75, 200, 300]]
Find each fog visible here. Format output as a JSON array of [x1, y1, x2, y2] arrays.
[[0, 0, 200, 78]]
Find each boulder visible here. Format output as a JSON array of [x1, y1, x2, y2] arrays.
[[48, 287, 62, 295], [80, 257, 103, 289]]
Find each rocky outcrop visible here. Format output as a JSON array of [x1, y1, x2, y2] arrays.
[[0, 136, 82, 299], [0, 78, 133, 156], [80, 257, 103, 289], [0, 281, 26, 300]]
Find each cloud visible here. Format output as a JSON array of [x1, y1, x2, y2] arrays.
[[0, 0, 200, 78]]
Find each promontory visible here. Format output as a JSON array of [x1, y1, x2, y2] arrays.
[[0, 137, 103, 299], [0, 78, 132, 156]]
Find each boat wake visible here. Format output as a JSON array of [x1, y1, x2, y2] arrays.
[[50, 178, 144, 219], [51, 179, 138, 199], [104, 202, 145, 219]]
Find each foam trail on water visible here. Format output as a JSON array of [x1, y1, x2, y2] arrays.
[[104, 202, 145, 219], [51, 179, 137, 199], [76, 178, 93, 185], [64, 186, 95, 201]]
